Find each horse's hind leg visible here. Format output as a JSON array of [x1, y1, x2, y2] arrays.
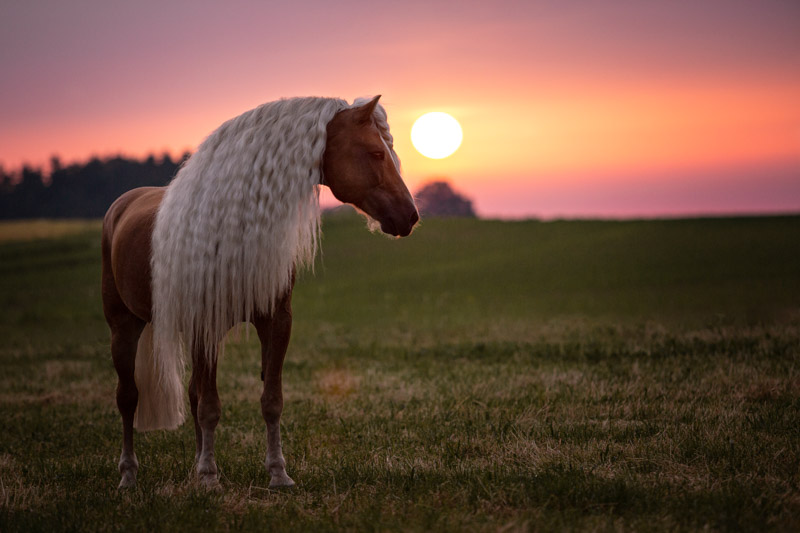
[[188, 366, 203, 464], [103, 245, 146, 489], [191, 344, 221, 488], [110, 317, 145, 488], [252, 285, 295, 488]]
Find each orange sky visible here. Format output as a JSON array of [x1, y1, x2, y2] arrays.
[[1, 1, 798, 217]]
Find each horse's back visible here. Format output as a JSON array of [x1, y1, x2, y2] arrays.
[[102, 187, 166, 322]]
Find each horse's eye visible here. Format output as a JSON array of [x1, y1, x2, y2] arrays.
[[370, 151, 385, 160]]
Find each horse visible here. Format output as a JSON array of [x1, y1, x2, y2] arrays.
[[101, 95, 419, 489]]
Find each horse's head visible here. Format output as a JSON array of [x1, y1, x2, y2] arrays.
[[323, 96, 419, 237]]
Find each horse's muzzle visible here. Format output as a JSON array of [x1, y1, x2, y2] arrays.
[[382, 206, 419, 237]]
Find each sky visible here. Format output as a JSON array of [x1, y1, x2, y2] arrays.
[[1, 0, 799, 218]]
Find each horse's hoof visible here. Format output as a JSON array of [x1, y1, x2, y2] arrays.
[[118, 474, 136, 489], [198, 474, 221, 491], [268, 474, 296, 489]]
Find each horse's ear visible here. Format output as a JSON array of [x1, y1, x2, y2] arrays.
[[354, 95, 381, 123]]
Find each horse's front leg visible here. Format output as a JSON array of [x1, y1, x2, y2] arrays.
[[192, 343, 221, 488], [252, 286, 295, 488]]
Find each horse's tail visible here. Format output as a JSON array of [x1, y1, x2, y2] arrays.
[[133, 323, 186, 431]]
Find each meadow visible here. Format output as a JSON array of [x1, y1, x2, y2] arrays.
[[1, 213, 799, 532]]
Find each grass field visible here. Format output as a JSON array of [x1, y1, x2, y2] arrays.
[[1, 214, 799, 532]]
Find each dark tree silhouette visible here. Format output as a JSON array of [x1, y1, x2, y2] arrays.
[[414, 180, 475, 218], [0, 165, 14, 194], [0, 152, 190, 220]]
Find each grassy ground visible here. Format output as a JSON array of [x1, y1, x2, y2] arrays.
[[1, 214, 799, 532], [0, 219, 101, 243]]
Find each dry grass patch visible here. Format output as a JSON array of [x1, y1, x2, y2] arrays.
[[0, 453, 46, 511], [0, 219, 101, 243], [315, 368, 360, 399]]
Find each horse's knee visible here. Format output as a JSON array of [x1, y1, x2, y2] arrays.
[[198, 395, 221, 427], [260, 392, 283, 424], [188, 378, 199, 409], [199, 406, 220, 427]]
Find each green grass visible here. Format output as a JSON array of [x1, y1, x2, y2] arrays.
[[1, 214, 799, 532]]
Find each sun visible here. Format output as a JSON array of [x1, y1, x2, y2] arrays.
[[411, 112, 463, 159]]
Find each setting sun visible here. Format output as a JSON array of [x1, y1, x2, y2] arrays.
[[410, 112, 463, 159]]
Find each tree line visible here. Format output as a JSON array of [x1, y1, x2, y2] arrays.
[[0, 153, 189, 220]]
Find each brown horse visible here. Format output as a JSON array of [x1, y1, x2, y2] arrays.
[[102, 96, 418, 489]]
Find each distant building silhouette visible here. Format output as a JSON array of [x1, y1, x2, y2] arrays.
[[414, 180, 475, 218]]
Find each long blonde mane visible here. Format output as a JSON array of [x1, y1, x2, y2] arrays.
[[149, 96, 397, 400]]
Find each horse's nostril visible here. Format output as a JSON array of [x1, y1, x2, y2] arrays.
[[409, 209, 420, 226]]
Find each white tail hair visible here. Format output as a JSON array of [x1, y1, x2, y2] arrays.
[[133, 323, 186, 431]]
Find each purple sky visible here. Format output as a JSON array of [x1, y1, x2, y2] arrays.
[[1, 0, 799, 218]]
